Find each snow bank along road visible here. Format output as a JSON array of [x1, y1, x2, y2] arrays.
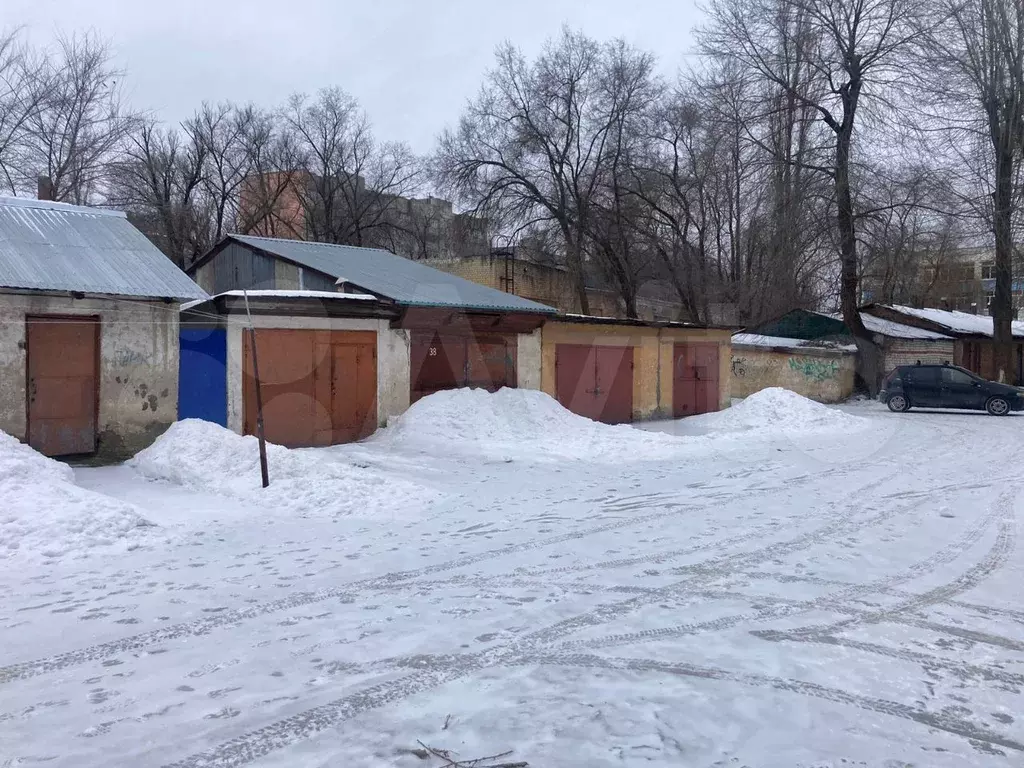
[[1, 398, 1023, 767]]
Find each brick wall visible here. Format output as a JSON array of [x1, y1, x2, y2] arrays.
[[882, 339, 956, 372], [424, 255, 686, 320]]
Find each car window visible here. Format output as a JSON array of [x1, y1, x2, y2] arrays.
[[907, 367, 940, 384], [942, 368, 975, 386]]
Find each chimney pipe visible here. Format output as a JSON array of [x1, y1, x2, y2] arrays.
[[37, 175, 53, 201]]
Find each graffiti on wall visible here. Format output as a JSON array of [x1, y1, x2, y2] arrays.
[[732, 357, 748, 378], [788, 356, 839, 382]]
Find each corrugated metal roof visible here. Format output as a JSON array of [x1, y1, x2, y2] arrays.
[[226, 234, 556, 314], [0, 196, 207, 300]]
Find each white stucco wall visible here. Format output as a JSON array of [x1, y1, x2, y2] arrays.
[[0, 293, 179, 459], [517, 328, 542, 390], [224, 315, 411, 435], [378, 327, 411, 426]]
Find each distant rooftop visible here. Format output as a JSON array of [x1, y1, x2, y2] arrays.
[[877, 304, 1024, 339], [196, 234, 557, 315]]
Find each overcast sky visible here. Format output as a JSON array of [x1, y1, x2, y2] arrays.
[[8, 0, 703, 154]]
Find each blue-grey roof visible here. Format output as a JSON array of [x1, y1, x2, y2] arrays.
[[0, 197, 208, 300], [226, 234, 556, 314]]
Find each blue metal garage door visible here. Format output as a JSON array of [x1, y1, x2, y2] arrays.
[[179, 328, 227, 426]]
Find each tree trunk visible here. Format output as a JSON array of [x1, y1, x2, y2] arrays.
[[562, 224, 591, 315], [992, 138, 1015, 383], [836, 120, 882, 394]]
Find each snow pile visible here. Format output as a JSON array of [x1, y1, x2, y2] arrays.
[[130, 420, 438, 517], [695, 387, 868, 435], [375, 388, 687, 462], [0, 431, 152, 560]]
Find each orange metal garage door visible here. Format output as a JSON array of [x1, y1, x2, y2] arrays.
[[673, 343, 720, 417], [26, 316, 99, 456], [409, 332, 517, 402], [555, 344, 633, 423], [243, 329, 377, 447]]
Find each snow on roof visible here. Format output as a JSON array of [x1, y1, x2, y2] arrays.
[[732, 332, 857, 353], [882, 305, 1024, 338], [217, 289, 379, 301], [859, 313, 953, 340], [180, 289, 381, 312]]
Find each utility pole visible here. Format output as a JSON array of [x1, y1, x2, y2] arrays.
[[242, 290, 270, 488]]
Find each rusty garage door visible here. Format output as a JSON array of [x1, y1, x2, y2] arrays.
[[243, 329, 376, 447], [410, 332, 517, 402], [673, 343, 721, 417], [26, 316, 99, 456], [555, 344, 633, 424]]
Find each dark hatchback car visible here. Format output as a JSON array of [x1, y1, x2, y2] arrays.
[[880, 363, 1024, 416]]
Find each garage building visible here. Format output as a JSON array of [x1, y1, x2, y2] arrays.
[[541, 316, 733, 423], [183, 236, 555, 446], [0, 196, 207, 460]]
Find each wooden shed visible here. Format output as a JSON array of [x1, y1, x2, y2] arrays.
[[540, 316, 732, 423]]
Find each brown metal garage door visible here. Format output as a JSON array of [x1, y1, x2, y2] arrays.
[[26, 316, 99, 456], [555, 344, 633, 424], [243, 329, 376, 447], [410, 332, 517, 402], [673, 343, 720, 417]]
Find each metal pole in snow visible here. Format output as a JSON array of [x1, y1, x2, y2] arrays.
[[242, 290, 270, 488]]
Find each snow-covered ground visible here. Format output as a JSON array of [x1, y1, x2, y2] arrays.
[[1, 389, 1023, 767]]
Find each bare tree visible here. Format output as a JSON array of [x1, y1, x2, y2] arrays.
[[283, 87, 421, 247], [702, 0, 926, 391], [919, 0, 1024, 382], [18, 32, 137, 203], [234, 111, 301, 238], [857, 166, 967, 306], [108, 120, 209, 268], [436, 28, 641, 314], [187, 103, 253, 243], [0, 29, 44, 194], [585, 40, 661, 317]]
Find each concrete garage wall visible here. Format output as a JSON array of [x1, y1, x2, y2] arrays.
[[657, 327, 733, 413], [516, 328, 543, 390], [224, 315, 411, 434], [730, 345, 855, 403], [0, 293, 179, 460], [541, 321, 732, 420]]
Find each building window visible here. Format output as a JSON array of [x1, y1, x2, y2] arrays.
[[982, 261, 997, 280]]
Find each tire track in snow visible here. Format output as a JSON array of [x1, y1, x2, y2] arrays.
[[160, 665, 479, 768], [521, 488, 923, 648], [750, 630, 1024, 687], [0, 461, 877, 685], [572, 489, 1013, 653], [736, 570, 1024, 626], [517, 463, 880, 580], [528, 653, 1024, 754], [135, 433, 1018, 766], [773, 487, 1017, 642]]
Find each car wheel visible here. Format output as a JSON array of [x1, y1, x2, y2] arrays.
[[986, 397, 1010, 416], [887, 394, 909, 413]]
